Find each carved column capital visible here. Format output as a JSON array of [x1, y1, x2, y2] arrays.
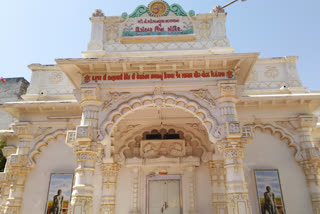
[[298, 115, 317, 128], [297, 114, 317, 149], [74, 87, 104, 104]]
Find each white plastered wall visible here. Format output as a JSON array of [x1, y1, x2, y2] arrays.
[[21, 135, 77, 214], [115, 167, 132, 214], [244, 129, 312, 214], [196, 165, 213, 214]]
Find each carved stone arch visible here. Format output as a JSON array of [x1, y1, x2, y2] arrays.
[[114, 125, 214, 164], [249, 123, 301, 160], [99, 93, 221, 142], [116, 124, 211, 151], [28, 129, 66, 167]]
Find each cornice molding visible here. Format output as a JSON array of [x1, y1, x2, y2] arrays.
[[255, 56, 298, 65], [28, 63, 60, 71]]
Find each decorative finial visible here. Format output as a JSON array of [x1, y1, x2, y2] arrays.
[[211, 5, 225, 14], [92, 9, 104, 17], [222, 0, 246, 9]]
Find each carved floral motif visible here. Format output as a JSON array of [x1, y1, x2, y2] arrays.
[[102, 92, 131, 112], [49, 71, 63, 84], [191, 89, 216, 108], [264, 66, 279, 79]]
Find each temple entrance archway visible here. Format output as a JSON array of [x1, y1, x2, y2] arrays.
[[106, 102, 219, 214], [99, 93, 222, 144]]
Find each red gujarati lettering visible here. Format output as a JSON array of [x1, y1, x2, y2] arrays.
[[124, 73, 130, 80], [137, 73, 150, 79], [194, 71, 201, 78], [182, 73, 193, 78], [151, 73, 163, 80], [92, 75, 102, 83], [227, 70, 234, 79], [108, 74, 123, 82], [164, 72, 174, 79], [84, 75, 91, 83]]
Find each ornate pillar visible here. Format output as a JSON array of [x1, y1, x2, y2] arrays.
[[100, 163, 121, 214], [217, 82, 239, 123], [208, 160, 228, 214], [2, 123, 33, 214], [67, 87, 103, 214], [0, 147, 16, 213], [185, 166, 199, 214], [297, 115, 320, 214], [216, 82, 252, 214], [130, 167, 140, 214], [219, 137, 251, 214]]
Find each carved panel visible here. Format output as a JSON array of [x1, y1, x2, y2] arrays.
[[227, 122, 241, 135], [66, 131, 76, 145], [191, 89, 216, 108], [220, 84, 236, 97], [76, 126, 93, 141], [141, 140, 185, 158], [102, 92, 131, 112], [241, 126, 253, 139]]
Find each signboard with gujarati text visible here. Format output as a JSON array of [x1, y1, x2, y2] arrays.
[[120, 0, 196, 43], [81, 69, 236, 84]]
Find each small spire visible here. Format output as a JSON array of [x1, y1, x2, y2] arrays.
[[211, 5, 225, 14], [92, 9, 104, 17]]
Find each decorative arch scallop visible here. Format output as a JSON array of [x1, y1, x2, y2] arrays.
[[28, 129, 66, 167], [249, 123, 301, 160], [100, 93, 221, 142]]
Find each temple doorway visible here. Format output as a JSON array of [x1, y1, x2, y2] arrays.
[[147, 175, 182, 214]]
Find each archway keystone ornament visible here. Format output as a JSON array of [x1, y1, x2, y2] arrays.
[[147, 0, 169, 17]]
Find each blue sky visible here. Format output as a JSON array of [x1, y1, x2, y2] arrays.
[[255, 170, 282, 198], [0, 0, 319, 90], [47, 174, 73, 202]]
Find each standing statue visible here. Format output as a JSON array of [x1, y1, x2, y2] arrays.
[[50, 189, 64, 214], [264, 186, 278, 214]]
